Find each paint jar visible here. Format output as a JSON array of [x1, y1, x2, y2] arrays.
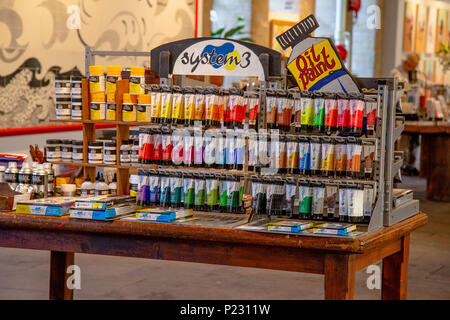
[[159, 170, 171, 208], [46, 139, 61, 163], [131, 139, 140, 165], [286, 135, 299, 174], [137, 94, 151, 122], [151, 127, 162, 165], [194, 87, 206, 125], [169, 172, 182, 208], [338, 186, 348, 222], [363, 140, 376, 180], [122, 93, 137, 122], [266, 90, 277, 129], [326, 183, 338, 221], [72, 140, 83, 163], [103, 141, 117, 165], [312, 181, 325, 220], [90, 92, 106, 120], [337, 93, 350, 134], [298, 136, 311, 176], [56, 95, 71, 120], [313, 92, 325, 133], [88, 141, 103, 164], [205, 173, 219, 211], [285, 177, 297, 217], [193, 129, 204, 167], [347, 183, 364, 223], [235, 130, 245, 171], [324, 94, 338, 133], [171, 129, 185, 165], [161, 127, 173, 165], [183, 172, 195, 209], [194, 173, 206, 211], [89, 65, 105, 93], [129, 66, 145, 95], [247, 131, 258, 171], [276, 90, 292, 132], [216, 130, 226, 169], [105, 93, 116, 120], [334, 137, 347, 177], [300, 90, 314, 132], [348, 94, 365, 136], [106, 66, 122, 94], [61, 139, 73, 162], [183, 87, 196, 126], [129, 174, 139, 198], [246, 93, 259, 129], [298, 179, 312, 220], [363, 184, 374, 223], [150, 85, 162, 124], [320, 136, 335, 177], [204, 129, 217, 168], [183, 129, 194, 167], [55, 75, 71, 95], [160, 86, 173, 124], [71, 76, 82, 96], [293, 96, 302, 132], [365, 97, 377, 136], [120, 139, 131, 165], [309, 136, 322, 176], [171, 86, 184, 125]]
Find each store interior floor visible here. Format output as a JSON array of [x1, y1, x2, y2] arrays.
[[0, 176, 449, 300]]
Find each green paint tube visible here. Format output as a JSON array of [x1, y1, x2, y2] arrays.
[[298, 179, 312, 219]]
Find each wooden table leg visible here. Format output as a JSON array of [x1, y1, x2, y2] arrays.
[[49, 251, 75, 300], [324, 253, 355, 300], [382, 235, 410, 300]]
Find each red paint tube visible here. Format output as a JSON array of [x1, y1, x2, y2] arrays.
[[246, 93, 259, 129], [150, 127, 162, 164], [324, 94, 338, 133], [349, 94, 364, 135], [365, 97, 377, 136], [161, 127, 173, 165], [337, 93, 350, 134]]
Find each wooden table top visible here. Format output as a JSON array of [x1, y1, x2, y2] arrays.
[[0, 211, 428, 254], [404, 123, 450, 134]]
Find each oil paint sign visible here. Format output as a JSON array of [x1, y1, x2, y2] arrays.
[[173, 40, 265, 80]]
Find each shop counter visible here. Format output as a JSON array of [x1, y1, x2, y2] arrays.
[[0, 211, 428, 300]]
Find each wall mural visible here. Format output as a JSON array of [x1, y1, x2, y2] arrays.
[[0, 0, 195, 129]]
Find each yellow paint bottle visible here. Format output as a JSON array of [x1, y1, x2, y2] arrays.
[[89, 65, 105, 93], [129, 66, 145, 95], [106, 66, 122, 94], [106, 93, 116, 120], [122, 93, 137, 122], [90, 92, 106, 120], [137, 94, 151, 122]]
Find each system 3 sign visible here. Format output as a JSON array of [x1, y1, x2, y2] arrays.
[[173, 40, 265, 80]]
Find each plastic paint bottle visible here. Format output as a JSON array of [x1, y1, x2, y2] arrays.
[[106, 93, 116, 120], [106, 66, 122, 95], [81, 175, 95, 198], [90, 92, 106, 120], [129, 66, 145, 95], [122, 93, 137, 122], [137, 94, 151, 122], [108, 174, 117, 196], [89, 65, 105, 93]]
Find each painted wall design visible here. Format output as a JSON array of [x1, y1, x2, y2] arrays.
[[0, 0, 195, 129]]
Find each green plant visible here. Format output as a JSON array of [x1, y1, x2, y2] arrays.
[[211, 17, 254, 42]]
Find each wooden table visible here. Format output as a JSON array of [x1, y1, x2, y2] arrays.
[[0, 211, 427, 300], [403, 123, 450, 201]]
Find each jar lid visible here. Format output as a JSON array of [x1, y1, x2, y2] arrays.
[[91, 92, 105, 102], [123, 93, 137, 104], [72, 140, 83, 146], [106, 65, 122, 75], [88, 141, 103, 147], [61, 139, 72, 144], [71, 76, 82, 82], [104, 141, 116, 147], [130, 66, 145, 76], [89, 65, 104, 75], [138, 94, 151, 104], [47, 139, 61, 144]]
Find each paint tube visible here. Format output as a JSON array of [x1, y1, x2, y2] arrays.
[[285, 177, 297, 217], [363, 140, 375, 180], [183, 87, 196, 126], [326, 184, 338, 221], [171, 129, 185, 166], [312, 181, 325, 220], [149, 170, 160, 207], [213, 89, 223, 127], [338, 186, 348, 222], [205, 88, 216, 127], [138, 127, 146, 164], [257, 132, 270, 172], [159, 171, 171, 207], [225, 129, 236, 170], [146, 128, 155, 164], [169, 173, 182, 208], [161, 127, 173, 165], [313, 92, 325, 132], [347, 183, 364, 223], [266, 90, 277, 129], [286, 135, 299, 174], [150, 85, 161, 124], [349, 94, 365, 135], [222, 89, 231, 127], [236, 94, 247, 127], [246, 93, 259, 129], [171, 86, 184, 125], [137, 169, 148, 207], [298, 136, 311, 176], [276, 91, 292, 132], [183, 129, 194, 167], [216, 130, 226, 169], [334, 137, 347, 177], [337, 93, 350, 134], [248, 131, 258, 171], [350, 138, 362, 178], [194, 87, 206, 125], [365, 97, 377, 136], [298, 179, 312, 219], [204, 129, 217, 168], [205, 173, 219, 211], [235, 130, 245, 171], [182, 173, 195, 209], [345, 137, 356, 178], [151, 127, 162, 165], [324, 94, 338, 133], [363, 184, 374, 223], [309, 136, 322, 176], [193, 129, 204, 167], [293, 97, 302, 132], [269, 133, 280, 172], [194, 173, 206, 211], [251, 176, 266, 215], [268, 177, 285, 216], [229, 88, 241, 128], [160, 87, 173, 124], [218, 175, 228, 212], [300, 90, 314, 132], [226, 175, 241, 213], [320, 136, 335, 177]]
